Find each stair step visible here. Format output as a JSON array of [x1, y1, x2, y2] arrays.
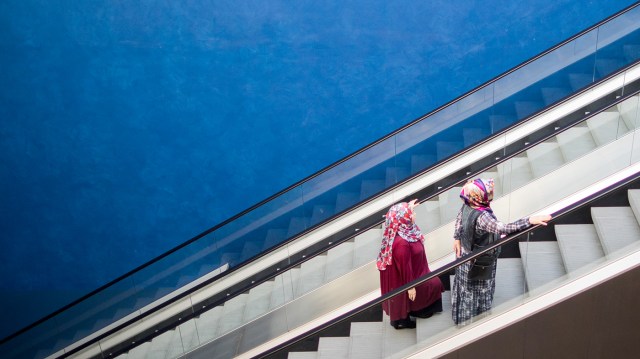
[[350, 322, 383, 359], [540, 87, 567, 105], [489, 115, 514, 132], [436, 141, 462, 160], [525, 141, 566, 178], [555, 224, 605, 273], [592, 207, 640, 255], [126, 340, 151, 359], [164, 328, 187, 359], [350, 330, 382, 359], [555, 124, 597, 162], [310, 204, 335, 225], [353, 228, 382, 268], [381, 315, 417, 358], [244, 280, 276, 322], [288, 352, 318, 359], [514, 100, 541, 119], [595, 57, 624, 77], [220, 252, 240, 268], [217, 293, 249, 335], [462, 127, 490, 147], [360, 179, 385, 200], [493, 258, 526, 307], [627, 189, 640, 224], [410, 154, 437, 174], [241, 240, 262, 259], [568, 73, 592, 91], [270, 269, 297, 310], [263, 228, 287, 251], [90, 317, 116, 335], [194, 305, 223, 344], [586, 110, 627, 146], [335, 192, 359, 213], [416, 291, 452, 344], [145, 329, 174, 358], [288, 217, 308, 238], [519, 241, 566, 292], [385, 166, 410, 187], [179, 319, 201, 353], [350, 321, 384, 336], [117, 304, 140, 322], [317, 337, 350, 358], [414, 199, 442, 233], [295, 255, 328, 297], [325, 241, 355, 282], [616, 94, 640, 131], [438, 186, 462, 224], [497, 156, 533, 193]]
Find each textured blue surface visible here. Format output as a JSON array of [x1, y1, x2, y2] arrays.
[[0, 0, 637, 337]]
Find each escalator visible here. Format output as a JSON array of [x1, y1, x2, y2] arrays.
[[182, 84, 640, 359], [275, 162, 640, 359], [1, 4, 640, 359]]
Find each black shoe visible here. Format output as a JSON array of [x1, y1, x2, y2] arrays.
[[409, 310, 433, 319], [410, 298, 443, 318], [391, 318, 416, 329]]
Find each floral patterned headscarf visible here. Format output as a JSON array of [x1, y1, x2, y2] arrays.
[[460, 178, 495, 212], [376, 202, 424, 271]]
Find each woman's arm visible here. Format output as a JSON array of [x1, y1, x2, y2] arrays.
[[453, 207, 463, 257], [477, 212, 552, 235]]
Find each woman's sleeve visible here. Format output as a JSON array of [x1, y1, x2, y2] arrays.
[[476, 212, 531, 235], [453, 206, 463, 240], [393, 241, 413, 284]]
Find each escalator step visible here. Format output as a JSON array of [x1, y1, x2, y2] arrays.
[[519, 241, 566, 293], [350, 322, 383, 359], [317, 337, 350, 358], [568, 73, 592, 91], [555, 224, 604, 274], [555, 124, 597, 162], [591, 207, 640, 254], [541, 87, 568, 106]]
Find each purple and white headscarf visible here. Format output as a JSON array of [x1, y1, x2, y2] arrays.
[[460, 178, 495, 212]]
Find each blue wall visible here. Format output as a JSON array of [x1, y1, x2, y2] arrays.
[[0, 0, 636, 337]]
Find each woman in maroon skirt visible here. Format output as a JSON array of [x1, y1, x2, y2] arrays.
[[377, 199, 444, 329]]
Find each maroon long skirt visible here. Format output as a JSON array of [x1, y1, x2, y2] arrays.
[[379, 236, 444, 321]]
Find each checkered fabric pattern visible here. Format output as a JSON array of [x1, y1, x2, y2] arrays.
[[451, 207, 531, 325]]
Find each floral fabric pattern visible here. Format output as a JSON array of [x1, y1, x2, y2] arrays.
[[376, 202, 424, 271], [459, 178, 495, 211]]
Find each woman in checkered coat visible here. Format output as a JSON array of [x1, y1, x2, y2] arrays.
[[451, 179, 551, 325]]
